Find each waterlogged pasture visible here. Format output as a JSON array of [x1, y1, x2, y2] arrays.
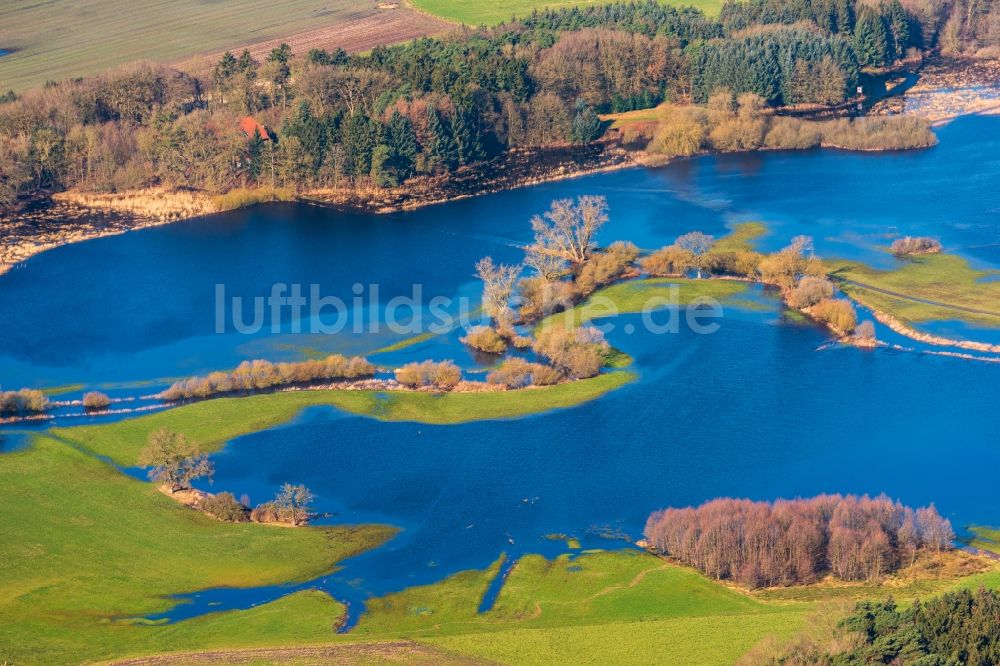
[[1, 116, 1000, 664]]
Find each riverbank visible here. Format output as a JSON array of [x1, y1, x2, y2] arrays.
[[0, 142, 634, 277], [871, 55, 1000, 123]]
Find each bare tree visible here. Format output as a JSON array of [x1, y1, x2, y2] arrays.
[[138, 428, 213, 492], [524, 245, 567, 280], [528, 195, 609, 265], [675, 231, 714, 256], [475, 257, 521, 326], [274, 483, 315, 525], [788, 235, 815, 257]]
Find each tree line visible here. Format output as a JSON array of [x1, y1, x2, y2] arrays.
[[160, 354, 375, 401], [0, 0, 950, 208], [644, 494, 954, 587]]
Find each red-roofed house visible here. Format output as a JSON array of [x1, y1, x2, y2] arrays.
[[239, 116, 271, 141]]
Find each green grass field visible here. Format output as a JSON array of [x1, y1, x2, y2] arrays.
[[350, 549, 807, 664], [410, 0, 725, 25], [828, 253, 1000, 327], [0, 0, 372, 92], [0, 434, 394, 664], [538, 278, 749, 332]]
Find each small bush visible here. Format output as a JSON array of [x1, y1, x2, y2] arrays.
[[82, 391, 111, 411], [511, 335, 534, 349], [646, 107, 707, 157], [250, 502, 281, 524], [709, 117, 766, 151], [395, 360, 462, 390], [812, 298, 858, 333], [856, 320, 876, 341], [788, 276, 835, 308], [891, 236, 942, 256], [487, 358, 566, 388], [487, 358, 534, 388], [461, 326, 507, 354], [818, 116, 937, 151], [200, 492, 249, 522], [533, 326, 609, 379]]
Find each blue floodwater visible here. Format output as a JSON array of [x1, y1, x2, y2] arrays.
[[2, 116, 1000, 389], [1, 116, 999, 626]]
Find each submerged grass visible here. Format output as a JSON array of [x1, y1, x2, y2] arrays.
[[538, 278, 748, 332], [57, 373, 634, 466], [711, 221, 767, 253], [369, 331, 439, 354]]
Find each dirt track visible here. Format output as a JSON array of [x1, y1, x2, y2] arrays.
[[106, 641, 494, 665], [185, 5, 452, 68]]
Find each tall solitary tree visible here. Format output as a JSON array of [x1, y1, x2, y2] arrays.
[[138, 428, 213, 492], [528, 195, 609, 265], [274, 483, 314, 525]]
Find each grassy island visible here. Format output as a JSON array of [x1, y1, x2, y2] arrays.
[[829, 253, 1000, 327]]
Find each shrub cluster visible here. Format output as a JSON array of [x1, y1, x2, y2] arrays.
[[394, 360, 463, 390], [461, 326, 508, 354], [486, 358, 563, 388], [575, 241, 640, 296], [787, 276, 835, 309], [855, 320, 876, 342], [645, 494, 954, 588], [891, 236, 942, 256], [811, 297, 858, 333], [646, 93, 936, 159], [199, 492, 249, 522], [82, 391, 111, 411], [641, 245, 695, 277], [0, 389, 49, 416], [518, 277, 577, 322], [162, 354, 375, 401], [757, 244, 825, 290], [532, 326, 609, 379]]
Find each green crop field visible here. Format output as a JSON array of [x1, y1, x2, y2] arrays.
[[410, 0, 726, 25], [0, 0, 384, 93]]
